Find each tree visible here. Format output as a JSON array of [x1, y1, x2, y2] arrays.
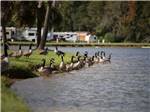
[[36, 1, 45, 48], [38, 1, 62, 49], [12, 1, 36, 27], [38, 1, 52, 50], [1, 1, 14, 50]]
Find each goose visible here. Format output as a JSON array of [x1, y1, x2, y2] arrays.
[[66, 56, 75, 71], [10, 44, 23, 58], [23, 44, 33, 57], [39, 47, 48, 55], [49, 58, 59, 71], [54, 46, 65, 56], [59, 55, 66, 71], [103, 53, 112, 64], [72, 56, 82, 70], [94, 52, 99, 63], [85, 56, 95, 67], [99, 51, 112, 63], [84, 51, 88, 57], [99, 55, 105, 63], [73, 51, 80, 63], [37, 58, 54, 76], [1, 44, 13, 59], [1, 43, 9, 72], [100, 51, 106, 59], [80, 51, 89, 67], [75, 51, 80, 57]]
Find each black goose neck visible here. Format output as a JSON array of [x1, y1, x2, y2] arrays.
[[29, 44, 32, 49], [61, 55, 64, 62], [42, 59, 46, 67]]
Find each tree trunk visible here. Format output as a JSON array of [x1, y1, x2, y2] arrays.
[[38, 2, 51, 50], [36, 1, 42, 48], [2, 25, 7, 51]]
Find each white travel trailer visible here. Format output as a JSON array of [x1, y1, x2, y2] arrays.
[[0, 27, 16, 40], [22, 27, 37, 41], [48, 32, 79, 42], [65, 32, 79, 42]]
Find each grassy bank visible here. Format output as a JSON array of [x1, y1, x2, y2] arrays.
[[1, 76, 31, 112], [4, 41, 150, 47], [2, 50, 74, 78]]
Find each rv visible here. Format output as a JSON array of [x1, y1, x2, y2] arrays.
[[22, 27, 37, 41], [0, 27, 16, 40], [64, 32, 79, 42]]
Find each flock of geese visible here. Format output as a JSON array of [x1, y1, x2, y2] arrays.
[[1, 43, 112, 76], [36, 48, 112, 76]]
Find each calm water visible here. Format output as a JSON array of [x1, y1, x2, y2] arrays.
[[11, 47, 150, 112]]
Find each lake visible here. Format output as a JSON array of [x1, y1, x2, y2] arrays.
[[11, 47, 150, 112]]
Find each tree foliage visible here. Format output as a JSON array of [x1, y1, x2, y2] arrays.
[[2, 1, 150, 43]]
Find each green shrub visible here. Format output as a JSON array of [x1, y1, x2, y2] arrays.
[[104, 33, 115, 42]]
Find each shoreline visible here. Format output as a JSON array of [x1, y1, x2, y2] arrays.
[[4, 42, 150, 48]]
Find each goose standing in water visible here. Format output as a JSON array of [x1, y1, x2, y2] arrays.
[[59, 55, 66, 71], [23, 44, 33, 57], [66, 56, 75, 71], [54, 46, 65, 56], [98, 51, 112, 64], [103, 53, 112, 64], [1, 42, 9, 72], [94, 52, 99, 63]]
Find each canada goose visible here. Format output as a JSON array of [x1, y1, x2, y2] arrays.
[[85, 56, 94, 67], [39, 47, 48, 55], [1, 43, 9, 72], [72, 56, 82, 70], [10, 44, 23, 58], [54, 46, 65, 56], [94, 52, 99, 63], [37, 59, 54, 76], [49, 58, 59, 71], [84, 51, 88, 57], [80, 51, 89, 67], [23, 44, 32, 57], [100, 51, 106, 59], [59, 55, 66, 71], [103, 53, 112, 64], [99, 55, 105, 63], [75, 51, 80, 57], [66, 56, 74, 71]]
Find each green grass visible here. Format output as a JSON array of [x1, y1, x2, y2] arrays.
[[1, 76, 31, 112], [2, 49, 74, 78], [10, 50, 73, 66]]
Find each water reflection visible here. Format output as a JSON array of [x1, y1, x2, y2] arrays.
[[11, 47, 150, 112]]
